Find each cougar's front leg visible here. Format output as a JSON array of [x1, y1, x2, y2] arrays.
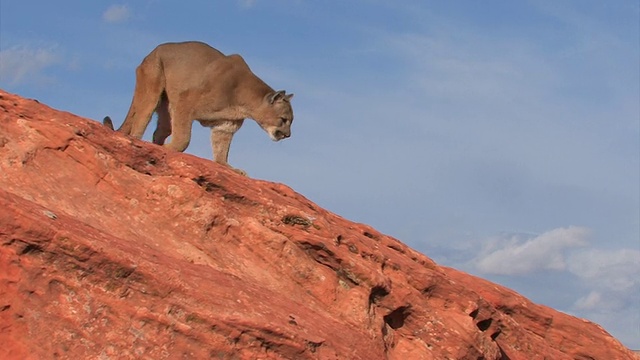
[[210, 119, 245, 175]]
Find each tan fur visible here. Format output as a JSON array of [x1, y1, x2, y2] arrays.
[[105, 41, 294, 175]]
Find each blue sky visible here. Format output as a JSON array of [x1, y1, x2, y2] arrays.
[[1, 0, 638, 348]]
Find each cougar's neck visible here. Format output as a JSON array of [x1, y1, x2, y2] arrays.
[[239, 77, 274, 119]]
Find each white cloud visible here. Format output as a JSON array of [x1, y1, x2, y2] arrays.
[[0, 45, 59, 85], [574, 286, 634, 312], [568, 248, 640, 292], [469, 229, 639, 346], [566, 248, 640, 345], [103, 4, 131, 23], [474, 226, 590, 275], [573, 291, 603, 310]]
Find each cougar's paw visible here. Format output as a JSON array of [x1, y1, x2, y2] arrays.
[[216, 161, 247, 176], [232, 167, 247, 176]]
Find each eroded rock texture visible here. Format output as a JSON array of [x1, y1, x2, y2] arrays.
[[0, 89, 636, 359]]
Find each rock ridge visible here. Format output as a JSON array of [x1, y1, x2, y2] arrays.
[[0, 89, 636, 359]]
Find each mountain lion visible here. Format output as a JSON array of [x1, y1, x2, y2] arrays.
[[104, 41, 294, 175]]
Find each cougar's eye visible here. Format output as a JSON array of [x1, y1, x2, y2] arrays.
[[279, 117, 289, 126]]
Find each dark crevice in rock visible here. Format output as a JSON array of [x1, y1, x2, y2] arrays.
[[19, 243, 44, 255], [476, 318, 493, 332], [222, 193, 256, 205], [124, 155, 163, 176], [297, 241, 336, 267], [368, 285, 390, 306], [112, 265, 136, 279], [386, 243, 405, 254], [296, 240, 359, 286], [193, 176, 255, 205], [363, 231, 378, 240], [384, 306, 411, 330], [305, 339, 324, 353], [192, 176, 226, 192], [469, 308, 479, 319], [496, 343, 511, 360], [574, 354, 598, 360], [422, 284, 438, 298]]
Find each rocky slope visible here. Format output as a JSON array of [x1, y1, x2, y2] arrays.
[[0, 89, 636, 359]]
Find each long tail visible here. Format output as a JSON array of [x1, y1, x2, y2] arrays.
[[103, 116, 115, 130]]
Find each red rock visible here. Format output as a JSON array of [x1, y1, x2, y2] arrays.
[[0, 88, 636, 359]]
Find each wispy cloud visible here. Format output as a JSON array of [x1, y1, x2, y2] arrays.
[[573, 291, 605, 310], [467, 228, 640, 345], [238, 0, 257, 9], [573, 290, 628, 311], [103, 4, 131, 23], [567, 248, 640, 345], [473, 227, 590, 275], [0, 45, 59, 85], [568, 248, 640, 293]]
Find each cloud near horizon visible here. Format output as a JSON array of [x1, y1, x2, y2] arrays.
[[566, 248, 640, 345], [568, 248, 640, 294], [470, 227, 640, 345], [0, 45, 59, 85], [474, 226, 590, 275]]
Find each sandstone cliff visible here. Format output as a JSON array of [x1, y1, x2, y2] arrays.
[[0, 89, 636, 359]]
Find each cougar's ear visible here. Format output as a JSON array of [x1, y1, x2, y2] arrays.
[[268, 90, 287, 104], [285, 93, 294, 101]]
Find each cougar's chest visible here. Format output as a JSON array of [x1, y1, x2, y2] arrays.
[[194, 105, 248, 123]]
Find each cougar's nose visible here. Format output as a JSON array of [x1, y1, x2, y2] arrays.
[[275, 130, 290, 140]]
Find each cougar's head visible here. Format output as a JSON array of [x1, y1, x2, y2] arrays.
[[256, 90, 294, 141]]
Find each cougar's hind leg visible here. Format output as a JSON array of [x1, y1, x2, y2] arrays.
[[152, 93, 171, 145], [163, 104, 193, 153], [120, 54, 164, 138]]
